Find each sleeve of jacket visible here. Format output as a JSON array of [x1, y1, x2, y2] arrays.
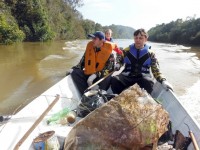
[[98, 47, 131, 77], [115, 46, 130, 66], [150, 51, 166, 83], [96, 52, 115, 77]]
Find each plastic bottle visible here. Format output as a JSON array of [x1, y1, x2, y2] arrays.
[[66, 110, 77, 124], [47, 108, 70, 125], [59, 110, 77, 125]]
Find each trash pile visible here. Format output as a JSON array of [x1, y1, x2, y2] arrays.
[[64, 84, 169, 149]]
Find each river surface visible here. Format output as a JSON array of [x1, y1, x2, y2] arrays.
[[0, 40, 200, 124]]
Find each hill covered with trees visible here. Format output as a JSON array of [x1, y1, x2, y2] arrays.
[[148, 17, 200, 45], [0, 0, 135, 44]]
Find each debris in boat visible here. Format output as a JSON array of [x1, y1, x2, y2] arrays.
[[158, 121, 173, 144], [77, 89, 116, 117], [47, 108, 70, 125], [59, 110, 77, 125], [66, 110, 77, 124], [64, 84, 169, 149], [33, 130, 60, 150], [157, 142, 174, 150], [173, 130, 191, 150]]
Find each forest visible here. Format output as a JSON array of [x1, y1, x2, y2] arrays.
[[2, 0, 199, 45], [148, 17, 200, 45], [0, 0, 135, 44]]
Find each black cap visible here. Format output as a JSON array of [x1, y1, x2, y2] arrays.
[[88, 31, 105, 40]]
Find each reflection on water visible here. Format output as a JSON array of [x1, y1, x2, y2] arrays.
[[0, 41, 85, 115], [0, 40, 200, 124]]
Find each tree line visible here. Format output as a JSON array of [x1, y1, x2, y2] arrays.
[[148, 17, 200, 45], [0, 0, 135, 44]]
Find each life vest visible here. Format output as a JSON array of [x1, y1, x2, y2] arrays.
[[123, 44, 152, 75], [105, 37, 114, 43], [84, 41, 116, 75]]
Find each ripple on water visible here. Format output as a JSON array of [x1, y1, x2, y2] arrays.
[[38, 55, 67, 77], [42, 55, 65, 61], [179, 79, 200, 125]]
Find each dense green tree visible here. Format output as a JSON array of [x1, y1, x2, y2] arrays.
[[103, 24, 135, 39], [42, 0, 85, 40], [148, 18, 200, 45], [0, 1, 25, 44], [10, 0, 54, 41], [95, 23, 103, 32], [63, 0, 84, 10], [1, 0, 135, 44], [82, 19, 96, 36]]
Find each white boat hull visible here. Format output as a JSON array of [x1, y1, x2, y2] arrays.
[[0, 75, 199, 149], [0, 75, 81, 150], [152, 82, 200, 149]]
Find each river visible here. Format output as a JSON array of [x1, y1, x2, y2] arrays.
[[0, 40, 200, 124]]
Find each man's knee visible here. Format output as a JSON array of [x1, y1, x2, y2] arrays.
[[71, 68, 84, 78], [139, 77, 154, 94], [111, 76, 120, 86], [110, 76, 124, 94], [71, 68, 80, 75]]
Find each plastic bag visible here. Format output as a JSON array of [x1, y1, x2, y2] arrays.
[[77, 90, 116, 117]]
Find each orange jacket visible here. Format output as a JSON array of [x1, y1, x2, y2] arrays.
[[84, 41, 117, 75]]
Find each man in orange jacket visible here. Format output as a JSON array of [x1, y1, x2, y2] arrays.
[[69, 31, 122, 95]]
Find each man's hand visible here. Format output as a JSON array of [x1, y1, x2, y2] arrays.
[[162, 81, 173, 91], [114, 63, 121, 71], [87, 74, 97, 86]]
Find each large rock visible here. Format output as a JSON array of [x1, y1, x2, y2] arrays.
[[64, 84, 169, 150]]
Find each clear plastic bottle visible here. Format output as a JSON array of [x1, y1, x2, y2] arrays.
[[47, 108, 70, 125]]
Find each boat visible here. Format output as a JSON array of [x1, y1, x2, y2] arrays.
[[0, 74, 200, 150]]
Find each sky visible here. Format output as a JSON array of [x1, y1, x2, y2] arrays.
[[77, 0, 200, 30]]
